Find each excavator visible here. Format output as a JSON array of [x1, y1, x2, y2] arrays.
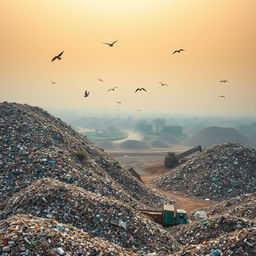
[[164, 145, 202, 168]]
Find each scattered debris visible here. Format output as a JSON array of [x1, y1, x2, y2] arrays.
[[154, 143, 256, 200]]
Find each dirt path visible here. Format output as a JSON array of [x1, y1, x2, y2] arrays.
[[141, 164, 215, 212]]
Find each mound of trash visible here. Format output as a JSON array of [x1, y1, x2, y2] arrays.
[[183, 126, 252, 147], [119, 140, 150, 150], [175, 227, 256, 256], [154, 142, 256, 200], [0, 178, 178, 254], [0, 214, 137, 256], [172, 215, 255, 246], [197, 192, 256, 220], [0, 102, 165, 208]]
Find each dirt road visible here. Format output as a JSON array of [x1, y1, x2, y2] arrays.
[[141, 164, 215, 212]]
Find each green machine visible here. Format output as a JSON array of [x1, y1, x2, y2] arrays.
[[139, 204, 189, 226], [163, 205, 188, 226]]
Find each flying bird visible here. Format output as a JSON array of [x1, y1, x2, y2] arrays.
[[220, 80, 228, 83], [84, 90, 90, 97], [135, 88, 147, 93], [98, 78, 104, 83], [116, 101, 122, 105], [103, 40, 119, 47], [173, 49, 185, 54], [218, 95, 226, 99], [50, 80, 57, 85], [51, 51, 64, 62], [107, 86, 118, 92], [159, 82, 168, 87]]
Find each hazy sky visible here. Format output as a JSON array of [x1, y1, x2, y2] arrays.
[[1, 0, 256, 116]]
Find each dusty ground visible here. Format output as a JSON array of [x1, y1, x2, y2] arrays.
[[108, 149, 215, 212]]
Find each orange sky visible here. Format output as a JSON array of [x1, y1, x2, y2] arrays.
[[1, 0, 256, 116]]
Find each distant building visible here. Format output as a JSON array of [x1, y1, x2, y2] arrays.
[[161, 126, 183, 136]]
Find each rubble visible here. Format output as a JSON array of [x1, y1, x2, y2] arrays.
[[171, 215, 255, 246], [0, 214, 138, 256], [0, 178, 179, 254], [174, 227, 256, 256], [0, 102, 165, 209], [154, 142, 256, 200], [195, 192, 256, 221]]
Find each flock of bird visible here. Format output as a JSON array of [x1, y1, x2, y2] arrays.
[[50, 40, 228, 110]]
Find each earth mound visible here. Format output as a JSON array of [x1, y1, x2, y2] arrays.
[[158, 133, 180, 144], [154, 142, 256, 200], [0, 214, 137, 256], [119, 140, 150, 149], [0, 178, 178, 254], [0, 102, 164, 208], [150, 139, 170, 148], [183, 126, 251, 147]]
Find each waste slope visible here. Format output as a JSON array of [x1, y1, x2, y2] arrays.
[[0, 102, 165, 208], [174, 227, 256, 256], [195, 192, 256, 220], [154, 142, 256, 200], [0, 214, 138, 256], [0, 178, 179, 255]]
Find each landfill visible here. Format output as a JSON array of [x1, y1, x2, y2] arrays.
[[194, 192, 256, 221], [174, 227, 256, 256], [0, 178, 179, 255], [1, 102, 256, 256], [0, 214, 138, 256], [153, 142, 256, 200], [0, 102, 165, 209]]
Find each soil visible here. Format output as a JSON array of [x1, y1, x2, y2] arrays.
[[109, 150, 216, 212], [142, 164, 215, 212]]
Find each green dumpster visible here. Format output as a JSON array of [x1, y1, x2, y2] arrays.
[[162, 204, 175, 226]]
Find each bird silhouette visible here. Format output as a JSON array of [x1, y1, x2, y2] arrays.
[[159, 82, 168, 86], [84, 90, 90, 97], [50, 80, 57, 85], [173, 49, 185, 54], [218, 95, 226, 99], [220, 80, 228, 83], [51, 51, 64, 62], [116, 101, 122, 105], [98, 78, 104, 83], [107, 86, 118, 92], [103, 40, 119, 47], [135, 88, 147, 93]]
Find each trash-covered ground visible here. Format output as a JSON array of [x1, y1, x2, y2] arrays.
[[0, 178, 179, 255], [174, 227, 256, 256], [193, 192, 256, 221], [0, 102, 165, 209], [0, 214, 138, 256], [1, 102, 256, 255], [153, 142, 256, 200]]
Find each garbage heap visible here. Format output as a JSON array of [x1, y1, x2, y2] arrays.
[[0, 102, 165, 209], [0, 214, 138, 256], [154, 142, 256, 200], [195, 192, 256, 221], [0, 178, 179, 255], [172, 191, 256, 255]]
